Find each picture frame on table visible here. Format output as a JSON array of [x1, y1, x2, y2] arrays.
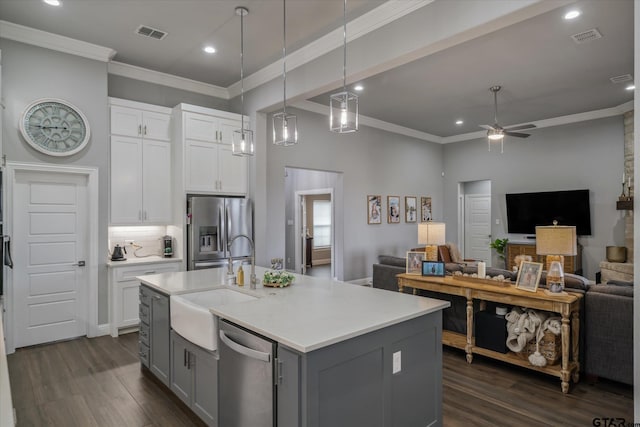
[[388, 196, 401, 223], [367, 195, 382, 224], [405, 196, 417, 223], [420, 196, 432, 222], [515, 261, 543, 292], [406, 251, 425, 275]]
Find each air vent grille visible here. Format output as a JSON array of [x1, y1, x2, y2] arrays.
[[610, 74, 633, 84], [570, 28, 602, 44], [136, 25, 168, 40]]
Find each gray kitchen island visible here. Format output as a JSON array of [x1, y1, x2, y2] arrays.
[[138, 266, 449, 427]]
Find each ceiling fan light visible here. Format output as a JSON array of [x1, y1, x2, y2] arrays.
[[487, 129, 504, 140]]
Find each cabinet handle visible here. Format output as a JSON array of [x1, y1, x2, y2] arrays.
[[138, 211, 142, 221], [138, 124, 142, 135], [144, 125, 147, 135], [183, 348, 187, 367], [219, 130, 222, 141], [143, 211, 147, 221], [153, 295, 162, 301]]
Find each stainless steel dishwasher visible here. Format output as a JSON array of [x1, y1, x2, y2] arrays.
[[219, 320, 276, 427]]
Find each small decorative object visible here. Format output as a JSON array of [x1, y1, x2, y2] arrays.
[[489, 238, 509, 268], [406, 251, 425, 275], [405, 196, 417, 223], [20, 98, 91, 156], [513, 254, 532, 272], [270, 258, 284, 270], [477, 261, 486, 279], [420, 197, 432, 222], [367, 195, 382, 224], [263, 270, 295, 287], [387, 196, 400, 223], [606, 246, 627, 263], [421, 260, 445, 277], [515, 261, 543, 292]]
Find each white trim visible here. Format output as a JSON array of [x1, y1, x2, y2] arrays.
[[293, 100, 442, 143], [228, 0, 435, 98], [173, 103, 241, 120], [0, 20, 115, 62], [442, 101, 635, 144], [4, 162, 100, 353], [95, 323, 111, 337], [109, 97, 173, 114], [108, 61, 229, 99]]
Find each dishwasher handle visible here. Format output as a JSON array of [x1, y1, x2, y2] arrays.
[[219, 330, 271, 363]]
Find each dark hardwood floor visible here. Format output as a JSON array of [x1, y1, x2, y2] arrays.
[[7, 333, 633, 426]]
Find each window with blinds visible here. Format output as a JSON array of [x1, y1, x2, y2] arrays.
[[312, 200, 331, 247]]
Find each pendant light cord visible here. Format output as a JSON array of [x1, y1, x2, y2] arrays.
[[240, 9, 245, 133], [342, 0, 347, 91], [282, 0, 287, 113]]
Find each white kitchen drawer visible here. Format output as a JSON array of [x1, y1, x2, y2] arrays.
[[115, 263, 180, 282]]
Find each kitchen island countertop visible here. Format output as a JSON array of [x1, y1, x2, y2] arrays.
[[138, 266, 449, 353]]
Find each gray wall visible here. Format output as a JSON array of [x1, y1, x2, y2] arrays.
[[0, 38, 110, 323], [443, 116, 625, 280], [266, 107, 444, 281], [108, 74, 231, 111]]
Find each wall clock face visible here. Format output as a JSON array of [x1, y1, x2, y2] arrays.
[[19, 98, 91, 157]]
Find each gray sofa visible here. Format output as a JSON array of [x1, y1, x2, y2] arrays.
[[584, 281, 633, 385]]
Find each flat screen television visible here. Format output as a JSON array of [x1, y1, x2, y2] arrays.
[[505, 189, 591, 236]]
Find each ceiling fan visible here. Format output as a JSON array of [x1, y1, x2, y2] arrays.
[[479, 86, 536, 151]]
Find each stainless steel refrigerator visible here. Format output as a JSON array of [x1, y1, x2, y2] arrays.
[[187, 196, 253, 270]]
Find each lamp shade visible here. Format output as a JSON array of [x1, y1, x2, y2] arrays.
[[418, 222, 446, 246], [535, 225, 577, 256]]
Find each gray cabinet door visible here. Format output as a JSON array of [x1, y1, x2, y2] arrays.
[[191, 343, 218, 426], [277, 347, 300, 427], [170, 331, 192, 406], [149, 287, 170, 386]]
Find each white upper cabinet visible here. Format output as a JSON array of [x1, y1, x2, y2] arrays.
[[109, 98, 173, 225]]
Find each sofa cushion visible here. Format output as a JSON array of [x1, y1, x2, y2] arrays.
[[589, 284, 633, 297], [607, 279, 634, 287], [377, 255, 406, 268]]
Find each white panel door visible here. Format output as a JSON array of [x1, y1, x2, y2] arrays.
[[13, 170, 88, 347], [464, 194, 492, 265], [143, 111, 171, 142], [142, 140, 172, 223], [110, 136, 143, 224], [110, 105, 143, 138], [185, 140, 218, 192]]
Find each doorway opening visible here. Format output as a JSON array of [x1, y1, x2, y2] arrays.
[[458, 180, 492, 266], [295, 190, 333, 278]]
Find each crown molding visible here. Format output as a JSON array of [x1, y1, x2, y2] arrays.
[[228, 0, 434, 98], [293, 100, 442, 143], [0, 20, 115, 62], [441, 101, 635, 144], [108, 61, 229, 99]]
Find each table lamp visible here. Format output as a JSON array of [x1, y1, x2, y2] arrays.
[[535, 221, 577, 293], [418, 221, 446, 261]]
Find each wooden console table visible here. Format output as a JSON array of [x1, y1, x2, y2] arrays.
[[397, 274, 582, 393]]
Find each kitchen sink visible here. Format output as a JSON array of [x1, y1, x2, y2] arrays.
[[170, 288, 258, 351]]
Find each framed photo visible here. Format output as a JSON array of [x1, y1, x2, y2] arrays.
[[387, 196, 400, 223], [422, 261, 445, 277], [406, 251, 425, 275], [367, 195, 382, 224], [420, 197, 432, 222], [405, 196, 417, 223], [515, 261, 543, 292]]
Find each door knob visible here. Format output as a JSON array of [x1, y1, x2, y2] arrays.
[[73, 261, 86, 267]]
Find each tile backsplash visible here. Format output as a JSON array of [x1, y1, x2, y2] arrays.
[[108, 226, 168, 258]]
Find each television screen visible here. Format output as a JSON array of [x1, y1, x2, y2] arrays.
[[505, 189, 591, 236]]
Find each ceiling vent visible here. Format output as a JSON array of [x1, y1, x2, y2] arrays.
[[135, 25, 168, 40], [570, 28, 602, 44], [610, 74, 633, 84]]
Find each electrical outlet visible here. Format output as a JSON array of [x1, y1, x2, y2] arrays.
[[393, 351, 401, 374]]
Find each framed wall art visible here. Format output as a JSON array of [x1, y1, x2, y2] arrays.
[[388, 196, 400, 223], [405, 196, 417, 223], [367, 195, 382, 224], [420, 196, 432, 222]]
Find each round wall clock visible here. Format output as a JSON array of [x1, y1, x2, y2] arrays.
[[19, 98, 91, 157]]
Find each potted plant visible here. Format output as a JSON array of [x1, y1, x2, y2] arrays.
[[490, 238, 509, 268]]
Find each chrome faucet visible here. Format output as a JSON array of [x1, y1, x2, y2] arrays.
[[227, 234, 257, 289]]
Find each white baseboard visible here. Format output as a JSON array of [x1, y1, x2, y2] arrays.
[[347, 277, 373, 287], [93, 323, 111, 337]]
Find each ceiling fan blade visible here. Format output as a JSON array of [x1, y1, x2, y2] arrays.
[[504, 131, 530, 138], [504, 124, 536, 131], [479, 124, 496, 130]]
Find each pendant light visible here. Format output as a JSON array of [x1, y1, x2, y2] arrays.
[[272, 0, 298, 146], [329, 0, 358, 133], [232, 6, 254, 156]]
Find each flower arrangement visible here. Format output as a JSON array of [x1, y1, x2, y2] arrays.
[[263, 270, 295, 287]]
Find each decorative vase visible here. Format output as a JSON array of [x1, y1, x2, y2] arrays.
[[606, 246, 627, 263]]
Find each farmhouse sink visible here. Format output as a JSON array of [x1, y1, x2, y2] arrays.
[[170, 288, 258, 351]]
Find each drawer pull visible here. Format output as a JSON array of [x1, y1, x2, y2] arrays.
[[143, 271, 156, 275]]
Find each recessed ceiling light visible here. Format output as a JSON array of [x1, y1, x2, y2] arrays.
[[455, 120, 463, 125], [43, 0, 61, 5], [564, 10, 580, 20], [354, 85, 363, 92], [203, 46, 216, 54], [626, 84, 635, 91]]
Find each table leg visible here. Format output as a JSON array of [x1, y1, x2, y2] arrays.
[[466, 297, 473, 364], [561, 314, 570, 393], [398, 282, 403, 293], [572, 310, 580, 383]]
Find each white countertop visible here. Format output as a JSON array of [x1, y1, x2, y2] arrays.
[[107, 256, 182, 268], [138, 267, 450, 353]]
